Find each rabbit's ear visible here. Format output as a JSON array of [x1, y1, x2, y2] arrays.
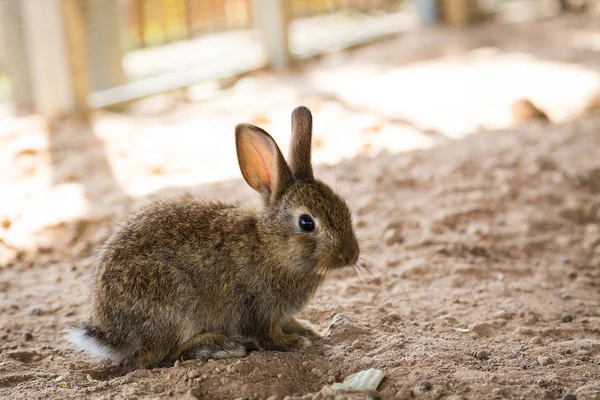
[[236, 123, 294, 203], [288, 106, 314, 181]]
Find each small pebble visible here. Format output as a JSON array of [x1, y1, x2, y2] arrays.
[[365, 389, 382, 400], [563, 392, 576, 400], [537, 378, 548, 388], [23, 331, 33, 341], [188, 388, 202, 399], [327, 375, 336, 384], [227, 364, 238, 373], [494, 310, 514, 320], [187, 371, 199, 380], [531, 336, 542, 344], [538, 355, 554, 366], [311, 367, 324, 376], [277, 374, 283, 379], [173, 360, 181, 367], [474, 350, 489, 360], [383, 228, 404, 246], [562, 314, 573, 323], [29, 307, 42, 316], [334, 395, 346, 400], [515, 326, 534, 335], [382, 312, 401, 323], [417, 380, 433, 391], [266, 396, 281, 400]]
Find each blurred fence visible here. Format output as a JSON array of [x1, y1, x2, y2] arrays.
[[123, 0, 401, 50], [124, 0, 253, 50], [9, 0, 564, 117], [0, 0, 412, 117]]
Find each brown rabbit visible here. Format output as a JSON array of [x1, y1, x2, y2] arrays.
[[67, 106, 360, 369]]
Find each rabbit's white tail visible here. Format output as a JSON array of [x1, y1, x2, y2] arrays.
[[65, 324, 127, 362]]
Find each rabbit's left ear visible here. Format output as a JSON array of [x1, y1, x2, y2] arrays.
[[288, 106, 314, 181], [235, 123, 294, 204]]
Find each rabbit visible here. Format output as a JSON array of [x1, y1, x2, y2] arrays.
[[66, 106, 360, 369]]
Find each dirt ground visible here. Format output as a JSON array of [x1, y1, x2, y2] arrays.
[[1, 13, 600, 400]]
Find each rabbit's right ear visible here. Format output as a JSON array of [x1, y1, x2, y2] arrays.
[[288, 106, 314, 181], [235, 124, 294, 204]]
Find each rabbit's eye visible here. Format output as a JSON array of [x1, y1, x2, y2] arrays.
[[298, 214, 315, 232]]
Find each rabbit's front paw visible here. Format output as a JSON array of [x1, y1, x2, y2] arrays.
[[264, 330, 313, 351]]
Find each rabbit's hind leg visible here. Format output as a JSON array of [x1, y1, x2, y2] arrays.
[[282, 317, 320, 339], [177, 332, 247, 361]]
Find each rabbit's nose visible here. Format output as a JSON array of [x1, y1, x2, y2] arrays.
[[338, 246, 359, 266]]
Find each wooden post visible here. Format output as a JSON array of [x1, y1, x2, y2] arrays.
[[60, 0, 92, 119], [251, 0, 292, 71], [84, 0, 126, 92], [0, 0, 35, 111], [20, 0, 75, 119]]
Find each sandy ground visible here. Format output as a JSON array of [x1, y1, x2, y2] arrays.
[[1, 13, 600, 400]]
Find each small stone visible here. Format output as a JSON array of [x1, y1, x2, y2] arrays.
[[417, 380, 433, 391], [562, 392, 576, 400], [188, 388, 203, 399], [468, 323, 496, 337], [23, 331, 33, 341], [365, 389, 382, 400], [538, 355, 554, 366], [474, 350, 490, 360], [173, 360, 181, 367], [29, 306, 42, 316], [494, 310, 514, 320], [561, 314, 573, 323], [311, 367, 324, 376], [327, 375, 336, 384], [320, 313, 370, 336], [277, 374, 283, 379], [383, 228, 404, 246], [399, 259, 432, 279], [187, 371, 200, 380], [381, 312, 401, 323], [227, 364, 238, 373], [537, 379, 548, 388], [560, 292, 573, 300], [531, 336, 542, 344], [334, 395, 346, 400], [515, 326, 534, 335]]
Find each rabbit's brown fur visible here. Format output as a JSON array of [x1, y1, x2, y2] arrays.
[[67, 106, 359, 369]]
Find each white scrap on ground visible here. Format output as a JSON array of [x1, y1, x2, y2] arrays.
[[331, 368, 385, 392]]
